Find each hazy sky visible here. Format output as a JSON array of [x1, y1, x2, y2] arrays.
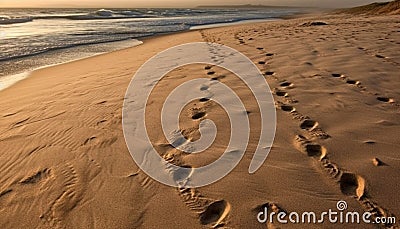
[[0, 0, 391, 8]]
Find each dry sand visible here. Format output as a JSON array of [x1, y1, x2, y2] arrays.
[[0, 14, 399, 228]]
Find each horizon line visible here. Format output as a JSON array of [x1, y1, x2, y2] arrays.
[[0, 4, 329, 9]]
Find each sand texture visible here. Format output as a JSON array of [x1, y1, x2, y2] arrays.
[[0, 14, 399, 228]]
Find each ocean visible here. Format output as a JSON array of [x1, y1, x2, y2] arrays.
[[0, 7, 303, 85]]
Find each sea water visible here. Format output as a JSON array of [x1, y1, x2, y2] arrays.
[[0, 7, 303, 82]]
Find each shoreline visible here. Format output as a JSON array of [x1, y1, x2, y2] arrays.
[[0, 39, 143, 90], [0, 17, 285, 92]]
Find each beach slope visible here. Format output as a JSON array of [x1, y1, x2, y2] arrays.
[[0, 14, 399, 228]]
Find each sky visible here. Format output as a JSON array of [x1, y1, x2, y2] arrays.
[[0, 0, 392, 8]]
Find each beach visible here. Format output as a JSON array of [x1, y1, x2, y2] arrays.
[[0, 12, 399, 229]]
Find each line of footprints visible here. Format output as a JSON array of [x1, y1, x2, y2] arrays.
[[169, 32, 397, 227], [158, 39, 234, 228], [251, 45, 397, 228]]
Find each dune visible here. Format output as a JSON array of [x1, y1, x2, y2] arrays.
[[337, 0, 400, 15], [0, 11, 399, 229]]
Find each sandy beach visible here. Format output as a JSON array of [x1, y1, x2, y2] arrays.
[[0, 12, 399, 229]]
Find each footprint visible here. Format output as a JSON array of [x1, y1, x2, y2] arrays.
[[339, 173, 366, 199], [372, 158, 387, 166], [375, 54, 386, 59], [207, 71, 216, 75], [199, 98, 210, 102], [321, 160, 342, 180], [192, 111, 206, 120], [275, 91, 288, 97], [205, 66, 212, 70], [200, 200, 231, 227], [254, 202, 283, 227], [280, 82, 293, 88], [200, 85, 209, 91], [256, 47, 264, 50], [160, 136, 223, 221], [363, 140, 376, 145], [293, 136, 394, 226], [294, 135, 327, 159], [331, 73, 342, 78], [280, 105, 295, 112], [300, 119, 318, 130], [210, 75, 226, 81], [265, 53, 274, 56], [264, 71, 275, 76], [304, 144, 326, 158], [346, 79, 360, 85], [258, 61, 266, 65], [254, 202, 282, 214], [376, 97, 394, 103], [172, 166, 193, 186], [41, 163, 85, 226]]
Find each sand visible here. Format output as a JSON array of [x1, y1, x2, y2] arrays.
[[0, 13, 399, 228]]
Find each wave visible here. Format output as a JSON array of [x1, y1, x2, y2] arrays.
[[95, 9, 113, 17], [0, 7, 303, 62], [0, 9, 156, 24], [0, 37, 144, 62], [0, 8, 248, 24], [0, 16, 32, 25]]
